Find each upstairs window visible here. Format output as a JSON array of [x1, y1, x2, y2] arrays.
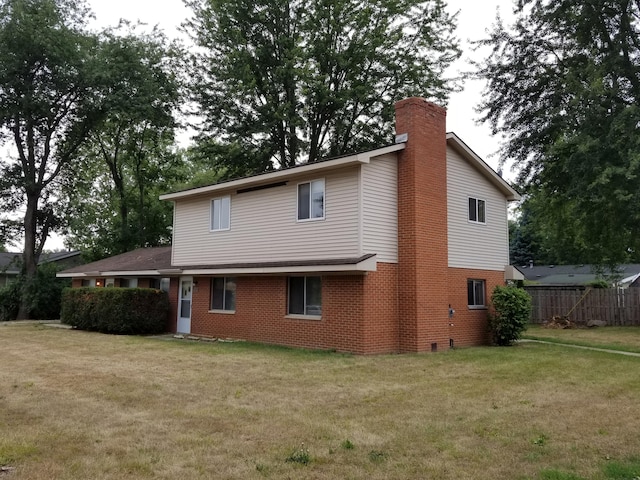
[[211, 277, 236, 311], [468, 197, 486, 223], [467, 279, 486, 308], [298, 179, 324, 221], [211, 196, 231, 231]]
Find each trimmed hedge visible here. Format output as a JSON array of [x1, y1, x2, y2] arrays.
[[61, 287, 170, 334]]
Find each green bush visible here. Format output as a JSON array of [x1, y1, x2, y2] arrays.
[[0, 280, 21, 321], [488, 285, 532, 346], [0, 263, 70, 321], [61, 287, 170, 335]]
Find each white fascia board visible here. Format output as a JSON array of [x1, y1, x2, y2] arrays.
[[57, 270, 165, 278], [100, 270, 166, 277], [446, 133, 521, 201], [159, 144, 405, 201], [180, 256, 378, 276]]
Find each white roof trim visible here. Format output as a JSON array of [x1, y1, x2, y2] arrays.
[[180, 256, 378, 275], [159, 144, 405, 201], [446, 133, 521, 201], [57, 270, 169, 278], [58, 256, 379, 277]]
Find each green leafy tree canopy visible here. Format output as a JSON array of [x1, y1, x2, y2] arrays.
[[476, 0, 640, 267], [0, 0, 103, 318], [184, 0, 460, 177]]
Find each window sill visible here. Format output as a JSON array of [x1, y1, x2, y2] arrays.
[[296, 217, 325, 223], [468, 305, 487, 310], [208, 309, 235, 315], [285, 314, 322, 321]]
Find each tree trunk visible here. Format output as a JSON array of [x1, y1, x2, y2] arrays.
[[16, 192, 39, 320]]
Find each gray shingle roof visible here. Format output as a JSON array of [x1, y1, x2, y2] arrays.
[[515, 264, 640, 285], [59, 247, 172, 274]]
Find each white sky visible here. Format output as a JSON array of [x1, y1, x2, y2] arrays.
[[45, 0, 516, 251]]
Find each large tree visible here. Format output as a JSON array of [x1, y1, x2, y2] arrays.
[[0, 0, 103, 318], [184, 0, 460, 176], [476, 0, 640, 266], [63, 27, 183, 260]]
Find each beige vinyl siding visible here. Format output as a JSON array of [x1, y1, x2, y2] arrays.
[[361, 153, 398, 262], [172, 168, 360, 266], [447, 146, 509, 270]]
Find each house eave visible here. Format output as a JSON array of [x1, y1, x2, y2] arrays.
[[57, 270, 171, 278], [159, 144, 405, 201], [446, 132, 521, 201], [177, 254, 378, 275]]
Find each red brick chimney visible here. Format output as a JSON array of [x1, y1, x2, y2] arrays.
[[395, 97, 450, 352]]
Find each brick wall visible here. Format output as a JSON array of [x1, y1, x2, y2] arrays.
[[181, 267, 398, 354], [166, 277, 179, 333], [362, 263, 399, 354], [447, 268, 505, 346], [395, 97, 450, 352]]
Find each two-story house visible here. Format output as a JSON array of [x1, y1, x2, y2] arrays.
[[59, 98, 521, 354]]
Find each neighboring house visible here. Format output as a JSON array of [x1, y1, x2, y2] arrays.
[[0, 250, 82, 287], [516, 264, 640, 287], [0, 253, 20, 287], [58, 98, 521, 354]]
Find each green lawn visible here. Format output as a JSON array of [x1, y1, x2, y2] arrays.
[[524, 324, 640, 354], [1, 323, 639, 479]]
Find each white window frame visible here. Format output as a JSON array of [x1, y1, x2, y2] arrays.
[[467, 279, 486, 308], [297, 179, 325, 222], [468, 197, 486, 224], [210, 195, 231, 231], [209, 277, 236, 313]]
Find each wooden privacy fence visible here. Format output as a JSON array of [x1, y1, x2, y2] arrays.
[[525, 286, 640, 326]]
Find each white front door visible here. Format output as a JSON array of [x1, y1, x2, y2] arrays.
[[177, 277, 193, 334]]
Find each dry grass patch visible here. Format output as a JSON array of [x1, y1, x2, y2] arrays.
[[525, 325, 640, 353], [1, 324, 640, 479]]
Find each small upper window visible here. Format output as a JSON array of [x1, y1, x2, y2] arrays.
[[467, 279, 486, 307], [298, 180, 324, 221], [211, 196, 231, 231], [468, 197, 486, 223]]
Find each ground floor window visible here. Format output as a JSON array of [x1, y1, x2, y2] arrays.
[[210, 277, 236, 311], [120, 278, 138, 288], [288, 276, 322, 316], [149, 277, 170, 292], [467, 279, 486, 307]]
